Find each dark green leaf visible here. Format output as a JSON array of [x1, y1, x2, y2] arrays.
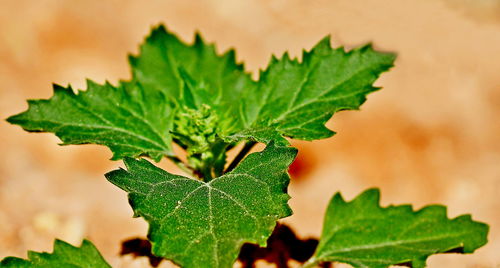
[[305, 189, 489, 268], [0, 239, 110, 268], [105, 144, 297, 267]]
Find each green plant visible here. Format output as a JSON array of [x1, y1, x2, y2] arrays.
[[2, 25, 488, 268]]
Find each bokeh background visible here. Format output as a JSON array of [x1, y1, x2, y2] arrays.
[[1, 0, 499, 267]]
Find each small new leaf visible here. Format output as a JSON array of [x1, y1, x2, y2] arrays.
[[105, 144, 297, 268], [7, 81, 174, 161], [307, 189, 488, 268], [0, 239, 110, 268]]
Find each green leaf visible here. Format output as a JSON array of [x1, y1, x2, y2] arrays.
[[131, 25, 395, 147], [305, 189, 489, 268], [7, 81, 174, 161], [130, 25, 256, 135], [7, 25, 395, 167], [128, 25, 258, 172], [0, 239, 111, 268], [105, 144, 297, 268], [234, 40, 396, 144]]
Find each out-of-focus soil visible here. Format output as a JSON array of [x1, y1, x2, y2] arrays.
[[1, 0, 499, 267]]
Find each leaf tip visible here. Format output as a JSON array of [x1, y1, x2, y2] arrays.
[[193, 31, 204, 45], [361, 43, 398, 65], [85, 78, 102, 90], [354, 188, 381, 207], [5, 113, 21, 125], [331, 191, 346, 205], [312, 35, 333, 52], [321, 35, 332, 46], [52, 83, 73, 95], [152, 24, 168, 36], [53, 238, 74, 252], [128, 53, 138, 66], [104, 166, 127, 182]]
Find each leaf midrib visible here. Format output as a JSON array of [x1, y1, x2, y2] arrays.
[[27, 119, 168, 151], [273, 65, 378, 123], [318, 230, 473, 258]]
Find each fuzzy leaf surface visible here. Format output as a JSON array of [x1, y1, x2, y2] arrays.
[[105, 144, 297, 268], [0, 239, 110, 268], [7, 81, 173, 161], [307, 189, 488, 268]]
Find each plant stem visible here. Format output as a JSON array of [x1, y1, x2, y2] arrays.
[[166, 155, 195, 177], [225, 141, 257, 173], [301, 258, 318, 268]]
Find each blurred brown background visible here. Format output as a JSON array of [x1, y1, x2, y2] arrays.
[[1, 0, 499, 267]]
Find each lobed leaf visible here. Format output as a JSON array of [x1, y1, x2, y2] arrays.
[[234, 40, 395, 145], [7, 81, 174, 161], [105, 144, 297, 268], [306, 189, 489, 268], [132, 26, 396, 145], [130, 25, 256, 135], [0, 239, 110, 268], [7, 25, 395, 162]]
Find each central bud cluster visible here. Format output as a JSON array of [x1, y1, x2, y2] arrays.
[[172, 105, 227, 180]]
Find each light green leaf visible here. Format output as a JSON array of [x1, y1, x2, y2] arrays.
[[105, 144, 297, 268], [0, 239, 111, 268], [305, 189, 489, 268], [7, 81, 174, 161]]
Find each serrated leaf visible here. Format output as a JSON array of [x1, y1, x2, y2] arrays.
[[7, 25, 395, 165], [234, 41, 396, 144], [105, 144, 297, 268], [305, 189, 488, 268], [131, 25, 396, 147], [7, 81, 174, 161], [130, 25, 256, 134], [0, 239, 111, 268]]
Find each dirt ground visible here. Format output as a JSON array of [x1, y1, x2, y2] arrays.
[[1, 0, 499, 267]]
